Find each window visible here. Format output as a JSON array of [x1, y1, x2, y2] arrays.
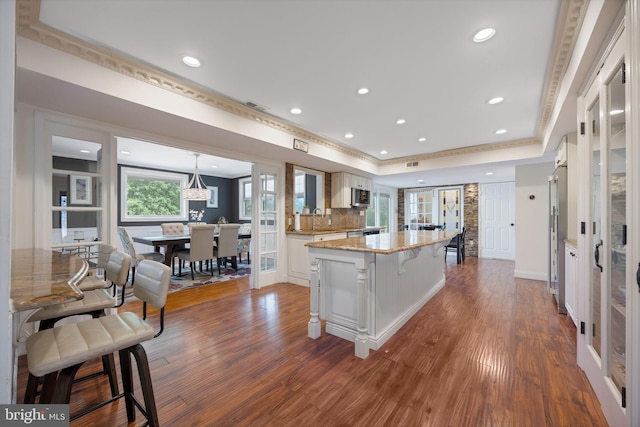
[[293, 167, 324, 213], [366, 191, 390, 231], [239, 176, 252, 220], [120, 166, 188, 222]]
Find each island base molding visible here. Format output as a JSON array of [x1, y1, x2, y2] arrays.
[[325, 276, 445, 352]]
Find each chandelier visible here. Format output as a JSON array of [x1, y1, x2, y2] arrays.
[[183, 153, 211, 200]]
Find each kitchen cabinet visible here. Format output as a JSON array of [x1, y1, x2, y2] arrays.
[[331, 172, 372, 208], [287, 232, 348, 286]]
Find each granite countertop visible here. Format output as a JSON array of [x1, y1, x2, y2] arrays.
[[286, 227, 383, 236], [305, 230, 456, 254], [11, 248, 87, 312]]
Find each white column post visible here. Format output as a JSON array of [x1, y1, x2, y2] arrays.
[[308, 258, 321, 339], [354, 266, 369, 359]]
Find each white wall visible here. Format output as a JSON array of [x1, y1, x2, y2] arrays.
[[1, 0, 15, 403], [514, 162, 555, 280]]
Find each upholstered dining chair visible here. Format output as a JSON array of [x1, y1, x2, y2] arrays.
[[118, 226, 164, 285], [214, 223, 241, 274], [161, 222, 186, 274], [237, 223, 251, 264], [176, 224, 216, 280]]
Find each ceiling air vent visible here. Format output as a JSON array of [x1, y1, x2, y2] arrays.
[[245, 100, 269, 112], [405, 161, 419, 168]]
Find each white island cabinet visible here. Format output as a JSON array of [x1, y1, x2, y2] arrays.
[[287, 232, 348, 286], [306, 230, 454, 358]]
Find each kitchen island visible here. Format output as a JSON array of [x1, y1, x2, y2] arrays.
[[306, 230, 454, 358]]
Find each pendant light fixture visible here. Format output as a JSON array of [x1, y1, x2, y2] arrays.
[[183, 153, 211, 200]]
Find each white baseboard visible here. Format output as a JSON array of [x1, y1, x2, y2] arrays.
[[514, 270, 546, 281]]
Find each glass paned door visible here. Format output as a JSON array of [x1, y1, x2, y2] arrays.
[[578, 30, 627, 425], [259, 172, 278, 273], [589, 97, 602, 358], [607, 64, 626, 394]]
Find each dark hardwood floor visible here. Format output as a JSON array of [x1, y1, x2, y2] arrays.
[[16, 257, 608, 426]]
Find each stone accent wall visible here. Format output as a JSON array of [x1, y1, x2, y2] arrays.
[[398, 183, 478, 257]]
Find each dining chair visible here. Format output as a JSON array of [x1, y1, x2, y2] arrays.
[[24, 260, 171, 426], [161, 222, 186, 274], [445, 227, 466, 264], [118, 226, 164, 285], [214, 223, 241, 274], [237, 222, 251, 264], [176, 224, 216, 280]]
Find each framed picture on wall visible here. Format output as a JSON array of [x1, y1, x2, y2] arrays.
[[206, 186, 218, 208], [70, 175, 92, 205]]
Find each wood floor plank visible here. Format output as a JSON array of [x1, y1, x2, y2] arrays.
[[16, 258, 609, 426]]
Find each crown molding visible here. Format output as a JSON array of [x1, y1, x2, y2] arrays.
[[536, 0, 589, 138], [378, 138, 540, 167], [16, 0, 579, 168]]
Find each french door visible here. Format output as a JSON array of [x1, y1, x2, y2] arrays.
[[577, 28, 629, 426], [251, 163, 284, 288]]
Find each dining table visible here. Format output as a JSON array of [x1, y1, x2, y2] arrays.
[[133, 232, 251, 267]]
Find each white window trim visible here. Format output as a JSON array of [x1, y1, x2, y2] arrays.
[[120, 166, 189, 222], [239, 176, 252, 220]]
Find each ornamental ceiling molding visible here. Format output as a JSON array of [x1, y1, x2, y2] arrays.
[[378, 138, 540, 167], [16, 0, 581, 167], [535, 0, 588, 138]]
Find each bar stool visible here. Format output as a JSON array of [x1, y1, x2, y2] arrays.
[[78, 244, 116, 291], [26, 250, 131, 398], [24, 260, 171, 426]]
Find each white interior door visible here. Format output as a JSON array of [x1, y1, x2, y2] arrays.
[[479, 182, 515, 260]]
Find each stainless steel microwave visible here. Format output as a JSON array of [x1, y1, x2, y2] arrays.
[[351, 187, 371, 208]]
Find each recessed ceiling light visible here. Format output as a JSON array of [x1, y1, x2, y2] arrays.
[[79, 149, 90, 154], [473, 28, 496, 43], [345, 132, 354, 139], [290, 107, 302, 115], [495, 129, 507, 135], [380, 150, 388, 155], [396, 119, 406, 125], [357, 88, 369, 95], [417, 179, 424, 183], [182, 56, 201, 67], [418, 137, 427, 142], [120, 150, 130, 155], [610, 109, 624, 115], [486, 172, 494, 176], [211, 165, 218, 168], [488, 97, 504, 105]]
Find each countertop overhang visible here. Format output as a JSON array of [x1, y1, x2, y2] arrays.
[[305, 230, 456, 254], [286, 227, 383, 236]]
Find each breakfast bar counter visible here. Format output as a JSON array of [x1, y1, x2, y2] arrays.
[[306, 230, 454, 358]]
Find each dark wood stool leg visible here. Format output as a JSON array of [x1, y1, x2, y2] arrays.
[[51, 363, 83, 404], [101, 354, 119, 397], [39, 372, 58, 403], [24, 373, 40, 403], [130, 344, 159, 427], [119, 348, 136, 423]]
